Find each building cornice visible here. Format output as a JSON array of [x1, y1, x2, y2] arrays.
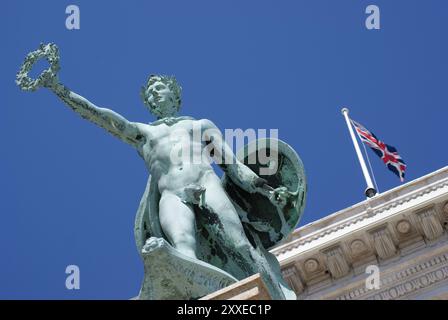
[[273, 166, 448, 260], [271, 166, 448, 299]]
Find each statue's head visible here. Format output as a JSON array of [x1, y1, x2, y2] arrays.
[[140, 75, 182, 119]]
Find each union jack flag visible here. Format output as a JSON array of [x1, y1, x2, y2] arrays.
[[351, 120, 406, 182]]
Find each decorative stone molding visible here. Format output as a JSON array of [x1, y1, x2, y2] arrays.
[[304, 258, 320, 273], [443, 202, 448, 228], [297, 257, 331, 288], [322, 246, 350, 279], [443, 202, 448, 214], [416, 207, 444, 241], [443, 202, 448, 215], [201, 273, 272, 300], [369, 227, 397, 260], [392, 217, 424, 252], [270, 166, 448, 300], [350, 239, 367, 255], [281, 265, 304, 294], [272, 167, 448, 259], [396, 220, 412, 235], [333, 249, 448, 300]]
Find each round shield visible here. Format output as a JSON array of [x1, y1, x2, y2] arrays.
[[222, 138, 306, 249]]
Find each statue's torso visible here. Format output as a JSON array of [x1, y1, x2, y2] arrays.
[[137, 118, 215, 195]]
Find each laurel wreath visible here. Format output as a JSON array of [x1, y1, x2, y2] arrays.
[[16, 43, 60, 91]]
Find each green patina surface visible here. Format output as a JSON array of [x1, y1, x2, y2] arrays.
[[17, 43, 307, 300]]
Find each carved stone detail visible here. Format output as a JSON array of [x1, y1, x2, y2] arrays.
[[442, 202, 448, 228], [350, 239, 368, 256], [275, 168, 448, 300], [443, 202, 448, 215], [335, 252, 448, 300], [322, 246, 350, 279], [396, 220, 412, 235], [304, 258, 320, 274], [282, 265, 304, 294], [273, 174, 448, 258], [417, 207, 444, 241], [370, 228, 396, 260]]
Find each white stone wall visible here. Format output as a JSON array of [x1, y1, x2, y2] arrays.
[[271, 166, 448, 300]]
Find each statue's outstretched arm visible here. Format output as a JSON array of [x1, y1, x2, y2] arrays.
[[16, 43, 144, 147], [49, 83, 143, 146]]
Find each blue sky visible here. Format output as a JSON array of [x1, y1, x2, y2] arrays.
[[1, 0, 447, 299]]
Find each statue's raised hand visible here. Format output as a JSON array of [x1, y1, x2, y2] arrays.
[[16, 43, 60, 91]]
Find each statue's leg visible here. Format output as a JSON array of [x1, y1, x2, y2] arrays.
[[159, 190, 197, 260], [200, 173, 288, 300]]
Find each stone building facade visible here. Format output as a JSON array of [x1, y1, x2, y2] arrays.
[[272, 166, 448, 300]]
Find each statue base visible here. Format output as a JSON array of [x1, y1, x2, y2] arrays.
[[200, 273, 273, 300], [137, 237, 238, 300]]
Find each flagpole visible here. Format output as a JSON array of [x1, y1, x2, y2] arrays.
[[341, 108, 377, 198]]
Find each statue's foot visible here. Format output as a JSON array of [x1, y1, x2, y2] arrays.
[[142, 236, 167, 253]]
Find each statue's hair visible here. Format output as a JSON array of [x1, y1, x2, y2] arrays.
[[140, 74, 182, 108]]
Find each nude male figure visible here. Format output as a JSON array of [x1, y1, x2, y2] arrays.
[[17, 46, 294, 298], [16, 40, 295, 299]]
